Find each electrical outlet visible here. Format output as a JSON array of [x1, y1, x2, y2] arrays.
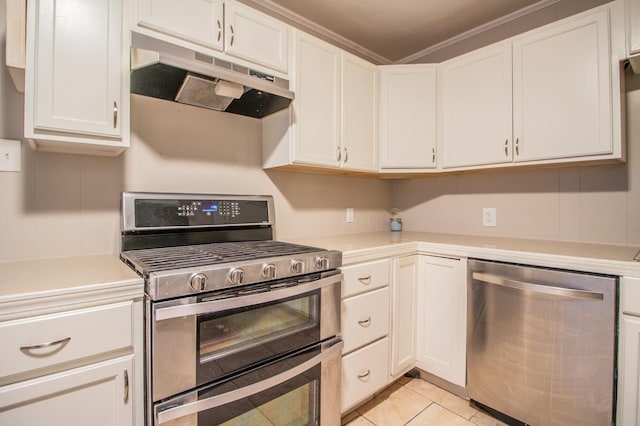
[[346, 208, 354, 223], [0, 139, 21, 172], [482, 207, 497, 227]]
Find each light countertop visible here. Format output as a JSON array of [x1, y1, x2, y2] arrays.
[[0, 254, 144, 320], [284, 231, 640, 277]]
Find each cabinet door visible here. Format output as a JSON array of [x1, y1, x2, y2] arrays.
[[224, 0, 288, 73], [341, 52, 378, 172], [619, 315, 640, 426], [390, 255, 418, 377], [138, 0, 224, 51], [29, 0, 123, 138], [628, 0, 640, 55], [292, 32, 341, 167], [440, 43, 512, 168], [512, 9, 612, 162], [416, 255, 466, 387], [0, 356, 133, 426], [379, 65, 437, 170]]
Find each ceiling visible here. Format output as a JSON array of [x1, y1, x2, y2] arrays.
[[242, 0, 557, 64]]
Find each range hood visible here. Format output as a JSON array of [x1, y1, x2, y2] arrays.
[[130, 33, 294, 118]]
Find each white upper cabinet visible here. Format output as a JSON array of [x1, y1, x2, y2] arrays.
[[512, 10, 613, 162], [440, 43, 513, 169], [137, 0, 224, 51], [25, 0, 129, 155], [292, 32, 341, 167], [262, 30, 378, 172], [224, 1, 288, 72], [626, 0, 640, 56], [135, 0, 288, 74], [379, 65, 437, 171], [341, 52, 378, 172]]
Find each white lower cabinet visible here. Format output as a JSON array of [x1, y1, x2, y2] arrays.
[[416, 255, 467, 387], [341, 337, 390, 413], [390, 255, 419, 378], [0, 355, 133, 426], [340, 259, 391, 413], [617, 276, 640, 425]]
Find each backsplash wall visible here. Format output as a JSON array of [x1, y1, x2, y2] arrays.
[[391, 71, 640, 246]]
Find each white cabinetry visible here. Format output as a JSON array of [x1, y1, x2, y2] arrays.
[[135, 0, 288, 74], [440, 43, 512, 168], [263, 31, 378, 172], [390, 255, 418, 378], [340, 259, 391, 413], [617, 276, 640, 426], [440, 4, 623, 170], [24, 0, 129, 156], [0, 301, 140, 426], [137, 0, 224, 51], [626, 0, 640, 71], [0, 356, 133, 426], [379, 65, 437, 172], [416, 255, 467, 387]]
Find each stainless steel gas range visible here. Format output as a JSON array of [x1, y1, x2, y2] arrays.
[[119, 192, 343, 426]]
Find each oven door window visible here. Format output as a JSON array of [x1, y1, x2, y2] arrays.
[[198, 290, 320, 378]]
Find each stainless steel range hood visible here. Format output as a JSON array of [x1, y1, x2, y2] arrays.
[[130, 33, 294, 118]]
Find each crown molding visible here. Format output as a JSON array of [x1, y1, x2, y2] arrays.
[[246, 0, 394, 64], [395, 0, 563, 64]]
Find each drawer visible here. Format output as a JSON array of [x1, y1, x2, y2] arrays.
[[0, 301, 133, 384], [341, 337, 390, 413], [342, 259, 390, 298], [342, 287, 389, 354]]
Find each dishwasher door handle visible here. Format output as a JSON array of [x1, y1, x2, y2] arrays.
[[472, 272, 604, 300]]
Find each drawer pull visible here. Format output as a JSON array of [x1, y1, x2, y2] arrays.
[[358, 317, 372, 327], [124, 369, 129, 403], [358, 275, 372, 285], [357, 370, 371, 380], [20, 337, 71, 353]]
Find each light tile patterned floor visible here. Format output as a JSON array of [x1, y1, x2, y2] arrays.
[[341, 377, 508, 426]]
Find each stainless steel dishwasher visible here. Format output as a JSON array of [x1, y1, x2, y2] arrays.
[[467, 259, 617, 426]]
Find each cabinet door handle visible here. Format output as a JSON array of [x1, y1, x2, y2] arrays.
[[358, 317, 372, 327], [216, 19, 222, 42], [357, 370, 371, 380], [358, 275, 372, 284], [336, 147, 342, 162], [515, 138, 520, 156], [113, 101, 118, 128], [432, 147, 436, 163], [230, 25, 235, 46], [20, 336, 71, 352], [504, 139, 509, 157], [124, 369, 129, 403], [343, 146, 348, 163]]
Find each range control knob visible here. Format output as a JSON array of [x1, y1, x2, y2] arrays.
[[315, 256, 329, 270], [189, 273, 207, 292], [228, 268, 245, 285], [290, 259, 304, 274], [262, 263, 277, 280]]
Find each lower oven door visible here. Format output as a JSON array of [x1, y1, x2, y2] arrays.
[[150, 272, 342, 402], [154, 338, 343, 426]]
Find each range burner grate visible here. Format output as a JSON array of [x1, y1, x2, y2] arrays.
[[121, 240, 322, 275]]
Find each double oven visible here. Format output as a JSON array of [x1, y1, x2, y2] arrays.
[[120, 192, 343, 426]]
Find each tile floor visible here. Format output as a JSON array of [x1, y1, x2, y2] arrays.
[[341, 377, 508, 426]]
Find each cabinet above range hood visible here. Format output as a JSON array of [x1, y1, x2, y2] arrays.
[[130, 33, 294, 119]]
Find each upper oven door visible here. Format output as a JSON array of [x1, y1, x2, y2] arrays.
[[150, 272, 342, 402]]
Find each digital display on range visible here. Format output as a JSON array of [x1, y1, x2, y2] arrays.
[[134, 198, 270, 228]]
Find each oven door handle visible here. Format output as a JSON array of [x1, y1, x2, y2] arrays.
[[155, 273, 342, 321], [155, 339, 344, 424]]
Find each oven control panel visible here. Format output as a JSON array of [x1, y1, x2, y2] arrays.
[[127, 195, 272, 229]]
